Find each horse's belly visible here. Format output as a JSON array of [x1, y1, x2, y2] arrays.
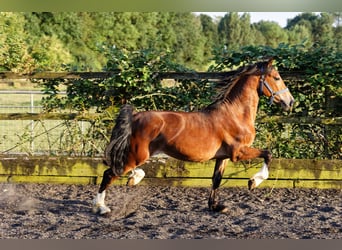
[[156, 140, 219, 162], [162, 150, 214, 162]]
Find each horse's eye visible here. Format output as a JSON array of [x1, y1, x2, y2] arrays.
[[274, 77, 280, 81]]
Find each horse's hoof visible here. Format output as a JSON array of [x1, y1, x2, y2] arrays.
[[92, 206, 99, 214], [248, 179, 255, 190], [126, 177, 135, 186], [99, 206, 111, 215], [219, 206, 229, 213], [100, 211, 112, 218], [211, 204, 228, 213], [127, 168, 145, 186], [248, 164, 269, 190], [92, 204, 111, 215]]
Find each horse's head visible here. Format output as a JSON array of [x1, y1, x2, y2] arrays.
[[258, 59, 294, 111]]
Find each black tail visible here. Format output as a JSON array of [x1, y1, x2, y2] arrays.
[[104, 104, 133, 176]]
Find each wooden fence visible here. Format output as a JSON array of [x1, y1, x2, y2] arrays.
[[0, 70, 313, 80], [0, 156, 341, 189]]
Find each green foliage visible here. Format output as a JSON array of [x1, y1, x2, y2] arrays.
[[1, 12, 341, 72], [285, 12, 335, 46], [218, 13, 256, 50], [253, 21, 289, 47], [40, 46, 200, 112], [30, 34, 73, 71], [0, 13, 35, 72]]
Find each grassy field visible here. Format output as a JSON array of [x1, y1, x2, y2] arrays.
[[0, 82, 102, 155]]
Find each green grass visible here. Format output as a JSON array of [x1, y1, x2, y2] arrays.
[[0, 118, 102, 155], [0, 85, 104, 155]]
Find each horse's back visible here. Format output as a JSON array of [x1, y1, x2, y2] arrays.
[[131, 110, 223, 161]]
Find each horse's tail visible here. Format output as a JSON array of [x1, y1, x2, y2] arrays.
[[103, 104, 133, 176]]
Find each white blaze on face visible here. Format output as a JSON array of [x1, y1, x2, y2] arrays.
[[251, 163, 269, 187]]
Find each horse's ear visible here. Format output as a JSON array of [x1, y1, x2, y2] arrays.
[[267, 58, 274, 67]]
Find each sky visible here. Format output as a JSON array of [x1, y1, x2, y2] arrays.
[[196, 12, 305, 27]]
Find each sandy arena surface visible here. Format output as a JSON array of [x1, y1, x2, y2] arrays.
[[0, 183, 341, 239]]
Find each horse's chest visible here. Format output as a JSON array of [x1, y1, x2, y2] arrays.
[[222, 121, 255, 145]]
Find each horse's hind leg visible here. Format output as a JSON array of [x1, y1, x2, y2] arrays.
[[125, 141, 150, 186], [93, 146, 150, 215], [92, 168, 119, 214], [208, 159, 228, 213]]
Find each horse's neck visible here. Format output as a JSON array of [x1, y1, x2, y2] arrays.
[[203, 76, 260, 124], [223, 80, 260, 123], [224, 96, 259, 123]]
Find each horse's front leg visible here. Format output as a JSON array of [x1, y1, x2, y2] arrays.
[[208, 159, 228, 213], [233, 146, 271, 190], [248, 162, 270, 190]]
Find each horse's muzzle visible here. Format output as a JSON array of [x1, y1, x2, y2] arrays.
[[280, 95, 295, 112]]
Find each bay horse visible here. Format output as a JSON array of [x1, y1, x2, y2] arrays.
[[93, 59, 294, 214]]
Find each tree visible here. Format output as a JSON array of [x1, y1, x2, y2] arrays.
[[0, 12, 34, 72], [162, 13, 206, 69], [286, 24, 313, 47], [199, 14, 219, 63], [218, 12, 259, 50], [253, 21, 288, 47], [286, 12, 334, 46], [332, 12, 342, 50], [333, 12, 342, 27], [239, 13, 255, 46], [29, 34, 73, 71], [218, 12, 242, 50], [1, 12, 339, 72]]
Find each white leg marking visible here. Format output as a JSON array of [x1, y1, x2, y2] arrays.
[[92, 191, 111, 214], [250, 163, 269, 188], [127, 168, 145, 186]]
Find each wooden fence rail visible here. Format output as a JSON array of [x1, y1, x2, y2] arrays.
[[0, 156, 340, 189], [0, 71, 321, 81], [0, 113, 341, 125]]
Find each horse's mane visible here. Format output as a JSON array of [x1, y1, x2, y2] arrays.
[[204, 60, 273, 111]]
